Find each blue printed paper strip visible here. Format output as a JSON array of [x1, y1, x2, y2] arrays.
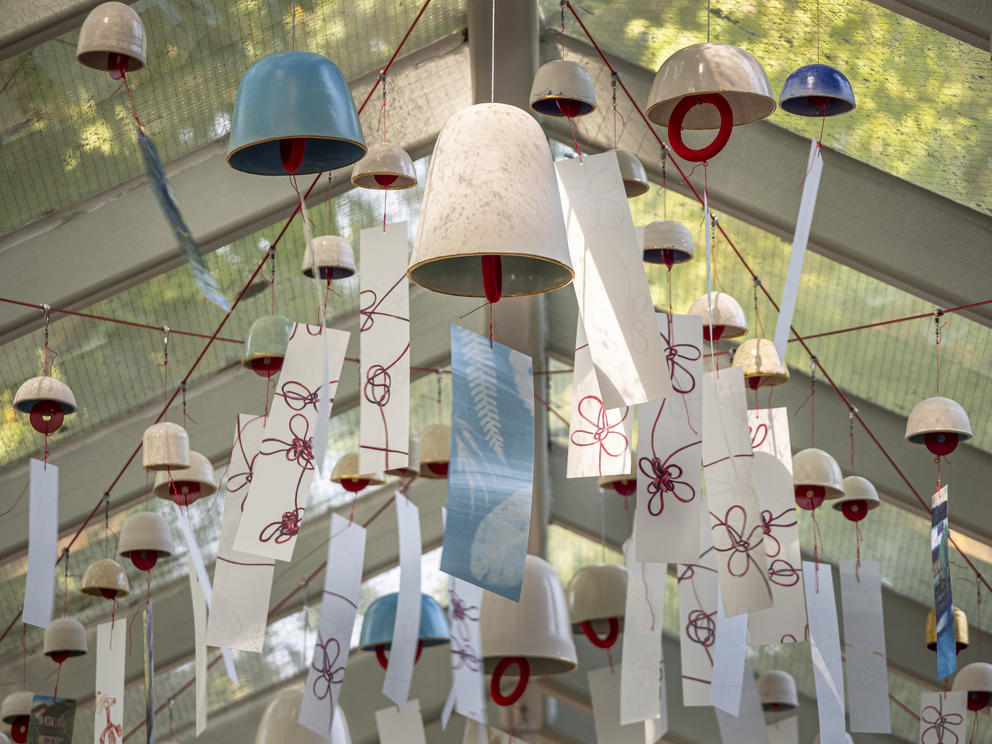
[[138, 131, 230, 312], [441, 324, 534, 601], [931, 486, 955, 680]]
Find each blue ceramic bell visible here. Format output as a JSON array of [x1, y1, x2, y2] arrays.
[[359, 592, 450, 669], [779, 63, 855, 117], [227, 52, 366, 175]]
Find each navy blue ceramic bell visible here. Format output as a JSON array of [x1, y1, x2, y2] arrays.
[[359, 592, 450, 670], [227, 52, 366, 175], [779, 63, 855, 117]]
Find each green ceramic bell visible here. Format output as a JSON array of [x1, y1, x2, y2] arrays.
[[241, 315, 293, 378]]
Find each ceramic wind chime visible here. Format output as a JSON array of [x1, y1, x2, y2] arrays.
[[358, 593, 450, 669], [566, 564, 628, 650], [76, 1, 146, 78], [81, 496, 130, 601], [330, 452, 385, 494], [242, 315, 294, 378], [926, 606, 969, 655], [758, 670, 799, 730], [1, 691, 34, 744]]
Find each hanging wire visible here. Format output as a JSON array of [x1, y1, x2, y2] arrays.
[[42, 303, 52, 375], [490, 0, 496, 102]]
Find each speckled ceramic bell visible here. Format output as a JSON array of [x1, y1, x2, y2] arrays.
[[385, 436, 421, 478], [733, 338, 789, 389], [598, 467, 636, 497], [642, 220, 694, 268], [43, 617, 87, 663], [227, 52, 366, 176], [76, 2, 146, 76], [792, 448, 844, 510], [566, 564, 627, 648], [152, 451, 217, 506], [780, 64, 855, 117], [613, 150, 649, 198], [330, 452, 385, 493], [757, 670, 798, 712], [530, 60, 597, 118], [13, 376, 77, 435], [141, 422, 189, 471], [418, 423, 450, 478], [351, 142, 417, 190], [254, 686, 352, 744], [301, 235, 356, 280], [81, 558, 130, 600], [952, 662, 992, 711], [926, 606, 969, 654], [359, 592, 450, 669], [118, 511, 173, 571], [832, 475, 881, 522], [1, 690, 33, 744], [688, 292, 748, 342], [241, 315, 293, 378], [905, 396, 972, 456]]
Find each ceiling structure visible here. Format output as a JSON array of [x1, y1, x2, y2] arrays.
[[0, 1, 990, 743]]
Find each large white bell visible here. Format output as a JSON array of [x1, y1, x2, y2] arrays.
[[905, 396, 972, 456], [792, 448, 844, 510]]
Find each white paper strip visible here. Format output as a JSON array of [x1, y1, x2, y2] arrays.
[[186, 556, 208, 735], [636, 313, 703, 563], [299, 515, 366, 737], [715, 666, 770, 744], [747, 408, 807, 645], [442, 576, 486, 727], [620, 533, 667, 726], [920, 691, 967, 744], [207, 414, 275, 654], [710, 587, 748, 715], [555, 152, 673, 408], [773, 139, 823, 363], [383, 495, 422, 706], [839, 560, 891, 733], [678, 546, 720, 706], [803, 561, 846, 744], [359, 221, 410, 474], [567, 318, 632, 478], [234, 325, 349, 562], [94, 620, 126, 744], [702, 367, 772, 616], [462, 720, 528, 744], [23, 459, 57, 628], [589, 665, 662, 744], [375, 698, 427, 744], [766, 716, 799, 744]]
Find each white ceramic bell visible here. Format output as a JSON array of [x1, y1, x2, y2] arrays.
[[733, 338, 789, 388], [254, 685, 351, 744], [792, 448, 844, 510], [481, 555, 578, 675], [141, 422, 190, 471], [645, 43, 775, 128], [1, 691, 33, 724], [13, 376, 77, 434], [418, 423, 450, 478], [408, 103, 573, 300], [757, 670, 798, 711], [330, 452, 385, 493], [385, 436, 421, 478], [81, 558, 130, 599], [613, 150, 649, 198], [43, 617, 87, 661], [76, 2, 146, 74], [832, 475, 881, 522], [152, 451, 217, 506], [566, 564, 627, 634], [905, 396, 972, 456], [952, 662, 992, 711], [530, 60, 597, 118], [301, 235, 356, 281], [687, 292, 748, 341], [118, 511, 174, 571], [597, 468, 636, 496], [351, 142, 417, 190], [642, 220, 694, 267]]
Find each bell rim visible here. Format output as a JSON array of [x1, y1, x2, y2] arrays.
[[407, 253, 575, 299], [301, 265, 356, 280], [226, 134, 368, 176], [350, 171, 418, 190], [76, 50, 146, 72], [645, 89, 776, 129], [529, 93, 598, 118], [779, 93, 856, 117], [239, 350, 287, 367], [622, 177, 651, 197], [481, 654, 579, 677]]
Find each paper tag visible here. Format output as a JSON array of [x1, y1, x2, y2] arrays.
[[442, 577, 486, 727], [803, 561, 846, 744], [24, 459, 57, 628], [589, 665, 663, 743], [620, 534, 666, 725], [678, 546, 720, 706], [143, 603, 154, 744], [766, 715, 798, 744], [920, 691, 967, 744], [383, 496, 422, 706], [715, 665, 770, 744], [187, 556, 208, 735], [840, 560, 891, 733], [375, 699, 427, 744], [93, 621, 126, 744], [709, 587, 748, 715], [931, 486, 955, 680], [28, 696, 77, 743]]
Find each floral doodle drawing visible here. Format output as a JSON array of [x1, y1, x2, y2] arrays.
[[311, 634, 347, 700], [97, 693, 122, 744], [640, 402, 700, 516], [258, 413, 314, 544], [659, 324, 702, 396], [710, 504, 772, 589], [759, 507, 798, 559], [677, 556, 719, 669], [227, 415, 263, 510], [570, 395, 630, 476], [921, 696, 964, 744]]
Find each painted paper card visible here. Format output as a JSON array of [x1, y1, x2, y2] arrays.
[[442, 576, 486, 726], [93, 621, 125, 744], [567, 317, 632, 478], [555, 152, 673, 408], [635, 313, 703, 563], [803, 561, 846, 744], [931, 486, 955, 680], [747, 408, 807, 645], [442, 324, 534, 601], [462, 720, 528, 744], [839, 560, 891, 733], [678, 546, 720, 706], [710, 587, 748, 715], [702, 367, 772, 616], [234, 325, 349, 562], [383, 496, 422, 706], [208, 414, 275, 653], [715, 666, 770, 744], [28, 696, 76, 744], [143, 603, 154, 744], [24, 459, 57, 628], [359, 221, 410, 474], [920, 692, 967, 744], [375, 699, 426, 744], [621, 534, 667, 726], [187, 556, 208, 735], [589, 666, 663, 744], [767, 716, 799, 744], [299, 515, 366, 737]]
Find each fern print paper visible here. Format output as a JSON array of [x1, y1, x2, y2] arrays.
[[441, 324, 534, 601]]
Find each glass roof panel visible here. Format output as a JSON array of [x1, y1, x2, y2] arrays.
[[544, 0, 992, 215]]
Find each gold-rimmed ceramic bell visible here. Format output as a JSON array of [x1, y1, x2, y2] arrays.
[[926, 606, 969, 654], [241, 315, 293, 379], [613, 150, 649, 198], [81, 558, 130, 600], [351, 142, 417, 190], [418, 424, 450, 479], [330, 452, 385, 494], [141, 422, 190, 471], [732, 338, 789, 389], [385, 436, 421, 478]]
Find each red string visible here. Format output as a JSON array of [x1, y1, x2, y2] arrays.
[[122, 74, 145, 134], [567, 115, 583, 162]]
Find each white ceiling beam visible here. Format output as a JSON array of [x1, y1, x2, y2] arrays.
[[867, 0, 992, 52]]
